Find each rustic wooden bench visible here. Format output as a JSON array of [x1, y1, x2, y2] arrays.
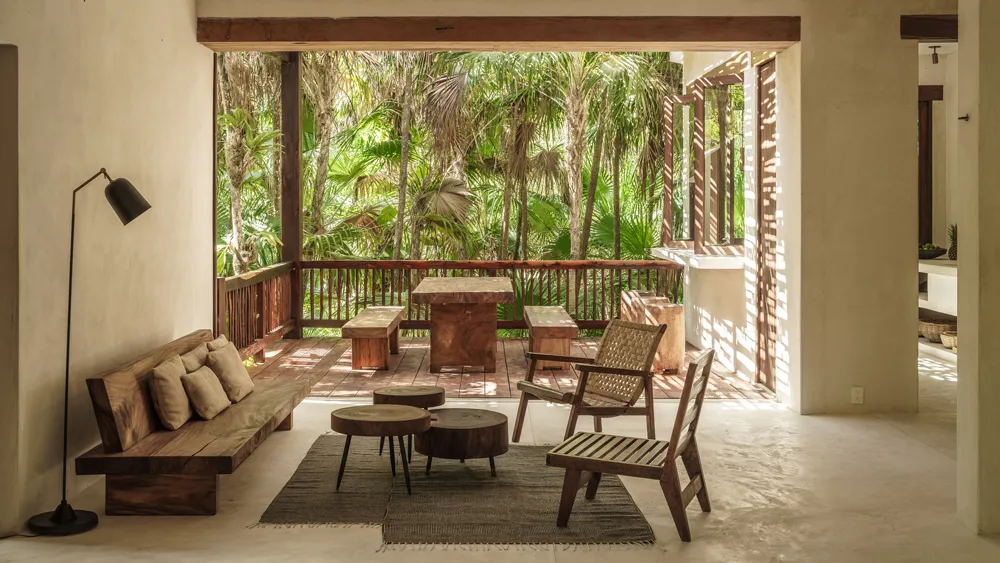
[[75, 329, 310, 516], [524, 306, 579, 369], [342, 306, 405, 369]]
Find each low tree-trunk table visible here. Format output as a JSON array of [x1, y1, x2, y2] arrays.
[[373, 385, 446, 461], [330, 405, 430, 494], [411, 277, 515, 373], [414, 408, 509, 477]]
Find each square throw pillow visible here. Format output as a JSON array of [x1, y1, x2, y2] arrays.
[[149, 355, 192, 430], [180, 342, 210, 372], [181, 366, 230, 420], [207, 334, 229, 352], [206, 342, 255, 403]]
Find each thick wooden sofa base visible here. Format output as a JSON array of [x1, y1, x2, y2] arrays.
[[342, 306, 405, 370], [77, 379, 309, 516]]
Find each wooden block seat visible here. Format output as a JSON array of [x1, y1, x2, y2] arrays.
[[373, 385, 446, 409], [76, 329, 311, 516], [524, 305, 579, 369], [414, 408, 509, 477], [620, 290, 685, 374], [342, 306, 405, 370]]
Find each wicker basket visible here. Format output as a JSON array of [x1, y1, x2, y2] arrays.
[[919, 320, 957, 343], [940, 331, 958, 350]]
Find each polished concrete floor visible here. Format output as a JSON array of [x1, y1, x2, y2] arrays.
[[3, 354, 998, 563]]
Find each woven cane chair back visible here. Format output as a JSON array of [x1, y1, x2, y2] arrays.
[[586, 320, 665, 405]]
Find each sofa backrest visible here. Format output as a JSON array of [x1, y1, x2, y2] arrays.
[[86, 329, 214, 453]]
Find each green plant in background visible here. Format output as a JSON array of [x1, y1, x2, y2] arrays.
[[948, 224, 958, 260]]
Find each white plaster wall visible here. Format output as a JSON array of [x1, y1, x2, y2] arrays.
[[686, 268, 747, 375], [683, 51, 740, 84], [0, 0, 213, 526], [957, 0, 1000, 536], [797, 3, 919, 414], [774, 44, 803, 410]]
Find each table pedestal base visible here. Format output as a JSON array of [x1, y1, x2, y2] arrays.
[[429, 303, 497, 372]]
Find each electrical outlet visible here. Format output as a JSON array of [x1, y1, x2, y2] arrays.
[[851, 387, 865, 405]]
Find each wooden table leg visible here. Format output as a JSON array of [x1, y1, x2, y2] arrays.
[[429, 303, 498, 372], [336, 435, 352, 491], [425, 455, 433, 476], [489, 456, 497, 477], [379, 436, 385, 456], [398, 436, 412, 494], [407, 434, 413, 462], [388, 436, 397, 476], [389, 327, 400, 354]]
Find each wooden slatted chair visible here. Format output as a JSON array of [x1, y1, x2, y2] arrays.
[[545, 349, 715, 542], [511, 319, 666, 442]]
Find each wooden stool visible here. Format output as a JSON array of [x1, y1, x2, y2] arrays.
[[342, 306, 405, 370], [373, 386, 446, 461], [330, 405, 430, 494], [620, 290, 684, 374], [414, 408, 508, 477], [524, 306, 578, 369]]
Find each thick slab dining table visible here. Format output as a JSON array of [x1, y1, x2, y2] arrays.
[[411, 277, 515, 373]]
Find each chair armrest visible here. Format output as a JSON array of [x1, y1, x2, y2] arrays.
[[575, 364, 655, 379], [525, 352, 595, 364]]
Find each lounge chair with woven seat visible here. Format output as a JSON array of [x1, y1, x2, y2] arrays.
[[511, 319, 666, 442], [546, 349, 716, 542]]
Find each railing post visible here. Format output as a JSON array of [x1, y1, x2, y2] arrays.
[[214, 278, 227, 338], [254, 281, 266, 363]]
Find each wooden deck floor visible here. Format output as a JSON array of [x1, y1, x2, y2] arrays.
[[250, 337, 773, 401]]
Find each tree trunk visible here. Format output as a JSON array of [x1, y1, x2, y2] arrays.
[[500, 180, 512, 259], [270, 90, 282, 215], [309, 106, 334, 234], [218, 55, 250, 274], [393, 60, 413, 260], [518, 177, 529, 259], [565, 85, 586, 260], [612, 139, 622, 259], [580, 96, 607, 259]]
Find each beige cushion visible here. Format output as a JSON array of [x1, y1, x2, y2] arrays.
[[206, 342, 255, 403], [149, 355, 192, 430], [181, 366, 230, 420], [207, 334, 229, 352], [180, 342, 210, 372]]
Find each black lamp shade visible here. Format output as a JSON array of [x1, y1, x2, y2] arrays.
[[104, 178, 150, 225]]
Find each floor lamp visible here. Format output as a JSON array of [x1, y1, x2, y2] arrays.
[[27, 168, 150, 536]]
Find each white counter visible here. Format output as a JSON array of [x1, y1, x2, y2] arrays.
[[651, 247, 744, 270], [919, 259, 957, 316]]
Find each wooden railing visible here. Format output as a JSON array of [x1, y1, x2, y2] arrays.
[[299, 260, 683, 331], [215, 261, 295, 360]]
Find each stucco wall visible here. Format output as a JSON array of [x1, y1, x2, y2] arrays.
[[957, 0, 1000, 536], [0, 0, 213, 528]]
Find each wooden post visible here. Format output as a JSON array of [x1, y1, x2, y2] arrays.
[[692, 82, 707, 255], [214, 278, 227, 337], [281, 52, 303, 339], [716, 88, 729, 244], [662, 97, 674, 245]]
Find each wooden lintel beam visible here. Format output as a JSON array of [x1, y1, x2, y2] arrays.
[[919, 84, 944, 102], [197, 16, 801, 51], [900, 15, 958, 41]]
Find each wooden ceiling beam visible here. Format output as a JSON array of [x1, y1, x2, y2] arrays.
[[900, 15, 958, 42], [197, 16, 801, 51]]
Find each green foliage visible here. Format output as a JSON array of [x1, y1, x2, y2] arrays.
[[215, 51, 753, 275]]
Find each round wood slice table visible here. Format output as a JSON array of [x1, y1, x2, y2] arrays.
[[414, 408, 509, 477], [373, 386, 446, 462], [331, 405, 430, 494]]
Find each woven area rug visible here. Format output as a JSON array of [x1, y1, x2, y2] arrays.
[[258, 434, 655, 547]]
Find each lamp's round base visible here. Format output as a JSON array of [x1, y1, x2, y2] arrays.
[[27, 503, 99, 536]]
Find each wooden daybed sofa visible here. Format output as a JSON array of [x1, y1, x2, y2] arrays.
[[75, 329, 309, 515]]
